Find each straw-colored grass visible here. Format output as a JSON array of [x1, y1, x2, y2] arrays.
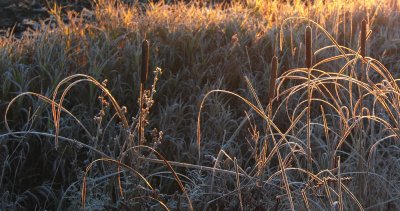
[[1, 0, 400, 210]]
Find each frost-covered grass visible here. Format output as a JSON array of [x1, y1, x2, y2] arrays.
[[1, 0, 400, 210]]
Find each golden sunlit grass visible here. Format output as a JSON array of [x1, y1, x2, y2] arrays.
[[1, 0, 400, 210]]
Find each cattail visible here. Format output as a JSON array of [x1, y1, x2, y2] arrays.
[[305, 26, 312, 69], [141, 39, 149, 85], [269, 56, 278, 103], [305, 26, 312, 173], [139, 39, 149, 145], [279, 28, 283, 52], [360, 19, 367, 58]]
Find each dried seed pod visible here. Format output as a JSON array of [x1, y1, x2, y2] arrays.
[[305, 26, 312, 68], [141, 39, 149, 84], [269, 56, 278, 103], [360, 19, 367, 58]]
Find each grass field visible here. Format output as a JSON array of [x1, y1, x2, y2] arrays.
[[1, 0, 400, 210]]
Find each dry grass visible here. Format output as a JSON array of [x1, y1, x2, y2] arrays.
[[1, 0, 400, 210]]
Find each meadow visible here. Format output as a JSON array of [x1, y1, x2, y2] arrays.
[[1, 0, 400, 210]]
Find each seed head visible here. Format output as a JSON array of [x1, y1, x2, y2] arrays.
[[141, 39, 150, 84], [360, 19, 367, 58], [269, 56, 278, 103], [305, 26, 312, 68]]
